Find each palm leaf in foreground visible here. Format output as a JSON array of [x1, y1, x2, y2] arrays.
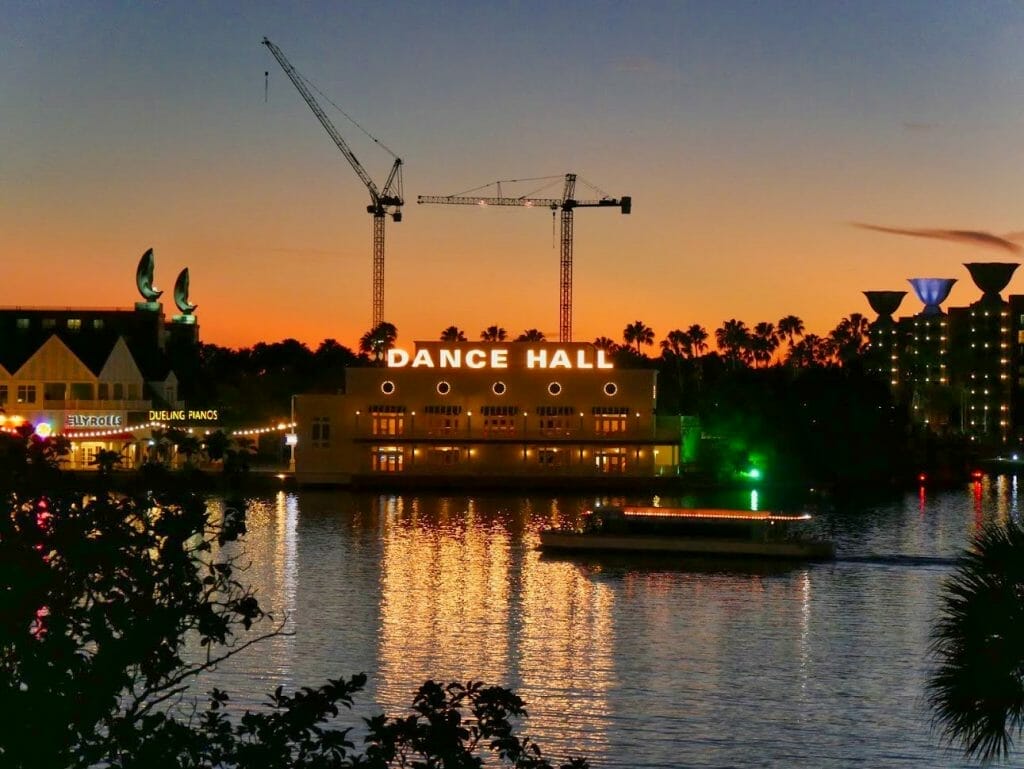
[[929, 520, 1024, 761]]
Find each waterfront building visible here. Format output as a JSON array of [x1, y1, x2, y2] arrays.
[[0, 249, 202, 466], [294, 341, 695, 485]]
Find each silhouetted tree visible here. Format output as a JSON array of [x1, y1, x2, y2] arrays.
[[751, 321, 780, 368], [777, 315, 805, 349], [929, 520, 1024, 762], [0, 432, 588, 769], [786, 333, 834, 368], [660, 329, 689, 359], [686, 324, 709, 357], [89, 448, 123, 475], [440, 325, 467, 342], [592, 336, 618, 353], [359, 322, 398, 362], [204, 429, 230, 463], [715, 319, 752, 368], [623, 320, 655, 355], [480, 325, 508, 341], [516, 328, 546, 342], [829, 313, 870, 366], [312, 339, 358, 392]]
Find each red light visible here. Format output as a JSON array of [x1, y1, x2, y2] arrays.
[[918, 473, 927, 483], [971, 469, 984, 479]]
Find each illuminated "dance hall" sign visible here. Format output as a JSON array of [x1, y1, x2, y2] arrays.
[[386, 346, 614, 370]]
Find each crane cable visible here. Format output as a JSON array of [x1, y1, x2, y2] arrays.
[[297, 72, 400, 160]]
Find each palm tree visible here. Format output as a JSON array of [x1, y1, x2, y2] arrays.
[[686, 324, 709, 357], [751, 321, 780, 367], [929, 520, 1024, 762], [90, 448, 123, 475], [515, 329, 546, 342], [785, 333, 834, 367], [829, 313, 870, 366], [480, 325, 507, 342], [359, 322, 398, 362], [715, 319, 752, 367], [660, 329, 690, 359], [777, 315, 805, 349], [592, 336, 619, 353], [440, 325, 467, 342], [623, 321, 655, 355]]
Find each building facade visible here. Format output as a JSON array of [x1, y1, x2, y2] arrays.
[[864, 262, 1019, 443], [295, 341, 692, 485], [0, 249, 202, 467]]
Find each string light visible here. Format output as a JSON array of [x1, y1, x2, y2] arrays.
[[64, 421, 168, 439], [230, 421, 297, 437]]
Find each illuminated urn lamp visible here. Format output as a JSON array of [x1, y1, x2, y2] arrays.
[[863, 291, 907, 322], [964, 262, 1019, 304], [907, 278, 956, 316]]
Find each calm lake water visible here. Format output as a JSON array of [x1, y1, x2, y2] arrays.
[[194, 478, 1024, 768]]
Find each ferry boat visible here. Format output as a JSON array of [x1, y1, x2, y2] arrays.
[[539, 506, 835, 560]]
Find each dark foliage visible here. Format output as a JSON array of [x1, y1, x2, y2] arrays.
[[929, 520, 1024, 761], [693, 365, 908, 485], [0, 431, 587, 769]]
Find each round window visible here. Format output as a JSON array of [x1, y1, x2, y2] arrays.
[[436, 380, 451, 395], [381, 380, 396, 395], [548, 382, 562, 396], [492, 381, 507, 395], [603, 382, 618, 396]]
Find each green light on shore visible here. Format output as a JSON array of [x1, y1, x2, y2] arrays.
[[748, 468, 761, 479]]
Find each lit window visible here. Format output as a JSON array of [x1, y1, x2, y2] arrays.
[[16, 385, 36, 404], [311, 416, 331, 447], [67, 319, 82, 331]]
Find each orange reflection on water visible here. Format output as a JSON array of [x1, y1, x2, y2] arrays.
[[374, 498, 615, 762], [517, 535, 615, 756], [376, 498, 513, 707]]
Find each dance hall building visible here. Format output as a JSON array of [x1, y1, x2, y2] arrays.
[[294, 341, 694, 485]]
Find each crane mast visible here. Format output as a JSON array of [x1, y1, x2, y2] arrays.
[[418, 173, 631, 342], [263, 37, 403, 329]]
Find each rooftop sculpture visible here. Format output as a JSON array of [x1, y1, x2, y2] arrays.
[[172, 268, 198, 325], [135, 248, 162, 310], [908, 278, 956, 316]]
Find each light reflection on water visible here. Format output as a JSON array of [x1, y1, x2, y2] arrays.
[[193, 482, 1016, 768]]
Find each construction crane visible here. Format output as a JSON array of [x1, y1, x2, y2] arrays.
[[262, 37, 403, 329], [418, 173, 630, 342]]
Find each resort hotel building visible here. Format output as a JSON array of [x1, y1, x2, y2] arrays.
[[864, 261, 1024, 444], [294, 341, 697, 485]]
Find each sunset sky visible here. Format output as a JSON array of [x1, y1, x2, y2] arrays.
[[4, 2, 1024, 350]]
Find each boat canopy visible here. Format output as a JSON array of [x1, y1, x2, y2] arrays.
[[592, 506, 812, 524]]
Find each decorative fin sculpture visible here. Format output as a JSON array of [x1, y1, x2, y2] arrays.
[[135, 248, 162, 302], [173, 268, 197, 314]]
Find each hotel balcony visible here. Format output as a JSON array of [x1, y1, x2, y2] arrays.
[[42, 399, 154, 411]]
